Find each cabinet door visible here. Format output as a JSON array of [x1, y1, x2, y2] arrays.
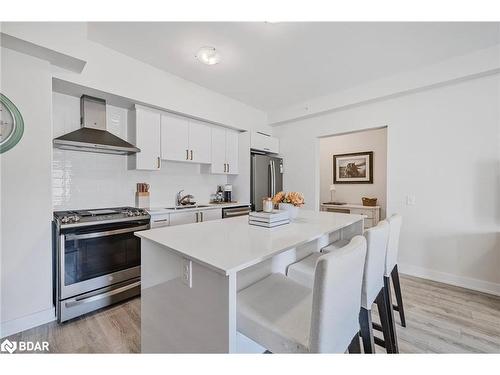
[[188, 121, 211, 163], [211, 127, 227, 174], [199, 208, 222, 222], [169, 211, 198, 226], [161, 114, 190, 162], [135, 108, 161, 170], [225, 130, 239, 174]]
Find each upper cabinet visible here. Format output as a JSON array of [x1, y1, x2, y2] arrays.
[[250, 131, 279, 154], [211, 127, 239, 175], [129, 106, 161, 170], [161, 114, 211, 164], [130, 106, 237, 173]]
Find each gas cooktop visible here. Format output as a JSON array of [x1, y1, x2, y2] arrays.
[[54, 206, 150, 228]]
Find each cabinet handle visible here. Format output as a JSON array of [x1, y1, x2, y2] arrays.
[[224, 163, 226, 173], [190, 150, 193, 160], [200, 212, 203, 222], [227, 163, 229, 173], [195, 212, 199, 223], [157, 157, 160, 169], [186, 149, 189, 160]]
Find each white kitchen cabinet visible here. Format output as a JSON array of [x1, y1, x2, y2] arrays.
[[160, 114, 189, 162], [199, 208, 222, 222], [131, 107, 161, 170], [189, 121, 211, 163], [225, 130, 239, 174], [169, 211, 198, 226], [161, 113, 211, 163], [211, 127, 227, 174], [211, 127, 239, 174], [250, 131, 279, 154]]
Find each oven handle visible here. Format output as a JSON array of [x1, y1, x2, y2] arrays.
[[65, 225, 149, 241], [64, 281, 141, 308]]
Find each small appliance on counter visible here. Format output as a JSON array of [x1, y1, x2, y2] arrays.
[[224, 184, 232, 202]]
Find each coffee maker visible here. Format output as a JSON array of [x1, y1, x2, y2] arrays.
[[224, 184, 232, 202]]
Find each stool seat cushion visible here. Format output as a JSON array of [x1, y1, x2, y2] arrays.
[[286, 252, 322, 288], [237, 273, 312, 353]]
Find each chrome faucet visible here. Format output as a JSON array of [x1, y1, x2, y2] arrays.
[[176, 190, 194, 206]]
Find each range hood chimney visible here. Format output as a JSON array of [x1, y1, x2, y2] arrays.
[[53, 95, 140, 155]]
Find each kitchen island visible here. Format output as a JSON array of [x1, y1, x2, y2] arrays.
[[136, 210, 364, 353]]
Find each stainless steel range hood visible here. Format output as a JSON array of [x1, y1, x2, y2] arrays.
[[53, 95, 140, 155]]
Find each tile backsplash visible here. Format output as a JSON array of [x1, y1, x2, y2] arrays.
[[52, 92, 227, 210]]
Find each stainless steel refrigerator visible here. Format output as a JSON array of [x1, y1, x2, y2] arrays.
[[251, 153, 283, 211]]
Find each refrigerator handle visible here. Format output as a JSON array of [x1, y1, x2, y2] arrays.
[[271, 160, 276, 198]]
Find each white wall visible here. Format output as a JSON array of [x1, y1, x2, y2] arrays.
[[0, 48, 54, 337], [274, 73, 500, 295], [52, 93, 229, 210], [319, 127, 387, 217], [2, 22, 270, 134]]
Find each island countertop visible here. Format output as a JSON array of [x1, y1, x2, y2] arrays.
[[136, 210, 364, 275]]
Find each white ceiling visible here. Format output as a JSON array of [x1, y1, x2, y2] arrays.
[[87, 22, 500, 111]]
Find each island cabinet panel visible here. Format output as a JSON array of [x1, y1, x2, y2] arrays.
[[133, 107, 161, 170], [160, 113, 190, 162], [141, 239, 235, 353]]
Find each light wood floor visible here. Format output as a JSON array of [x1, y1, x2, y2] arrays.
[[7, 274, 500, 353]]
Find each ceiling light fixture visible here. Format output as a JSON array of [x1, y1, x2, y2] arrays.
[[196, 46, 221, 65]]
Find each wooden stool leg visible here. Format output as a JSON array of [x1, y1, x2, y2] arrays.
[[378, 286, 397, 353], [384, 276, 399, 353], [359, 307, 375, 353], [391, 265, 406, 327], [348, 332, 361, 353]]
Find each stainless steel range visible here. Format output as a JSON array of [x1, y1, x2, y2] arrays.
[[53, 207, 150, 322]]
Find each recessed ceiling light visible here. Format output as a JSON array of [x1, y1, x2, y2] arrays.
[[196, 46, 221, 65]]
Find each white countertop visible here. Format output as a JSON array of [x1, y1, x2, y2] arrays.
[[136, 210, 363, 275], [147, 202, 250, 215]]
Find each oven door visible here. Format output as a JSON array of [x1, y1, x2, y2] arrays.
[[59, 221, 148, 300]]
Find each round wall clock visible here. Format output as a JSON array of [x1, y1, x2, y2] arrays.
[[0, 93, 24, 154]]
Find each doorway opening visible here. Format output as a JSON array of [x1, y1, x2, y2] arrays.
[[318, 126, 388, 221]]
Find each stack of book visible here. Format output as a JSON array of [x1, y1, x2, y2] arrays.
[[248, 210, 290, 228]]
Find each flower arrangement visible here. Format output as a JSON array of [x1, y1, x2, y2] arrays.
[[272, 191, 305, 207]]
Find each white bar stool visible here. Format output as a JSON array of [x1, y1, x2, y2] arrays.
[[286, 220, 396, 353], [237, 236, 367, 353], [381, 214, 404, 352], [358, 220, 394, 353]]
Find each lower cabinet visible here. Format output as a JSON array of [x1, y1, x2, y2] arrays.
[[168, 208, 222, 226], [200, 208, 222, 222]]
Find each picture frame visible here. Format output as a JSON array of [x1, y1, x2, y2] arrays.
[[333, 151, 373, 184]]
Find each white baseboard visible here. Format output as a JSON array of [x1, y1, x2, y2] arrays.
[[1, 307, 56, 338], [398, 263, 500, 297]]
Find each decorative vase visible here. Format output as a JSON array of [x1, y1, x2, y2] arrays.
[[279, 203, 299, 219]]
